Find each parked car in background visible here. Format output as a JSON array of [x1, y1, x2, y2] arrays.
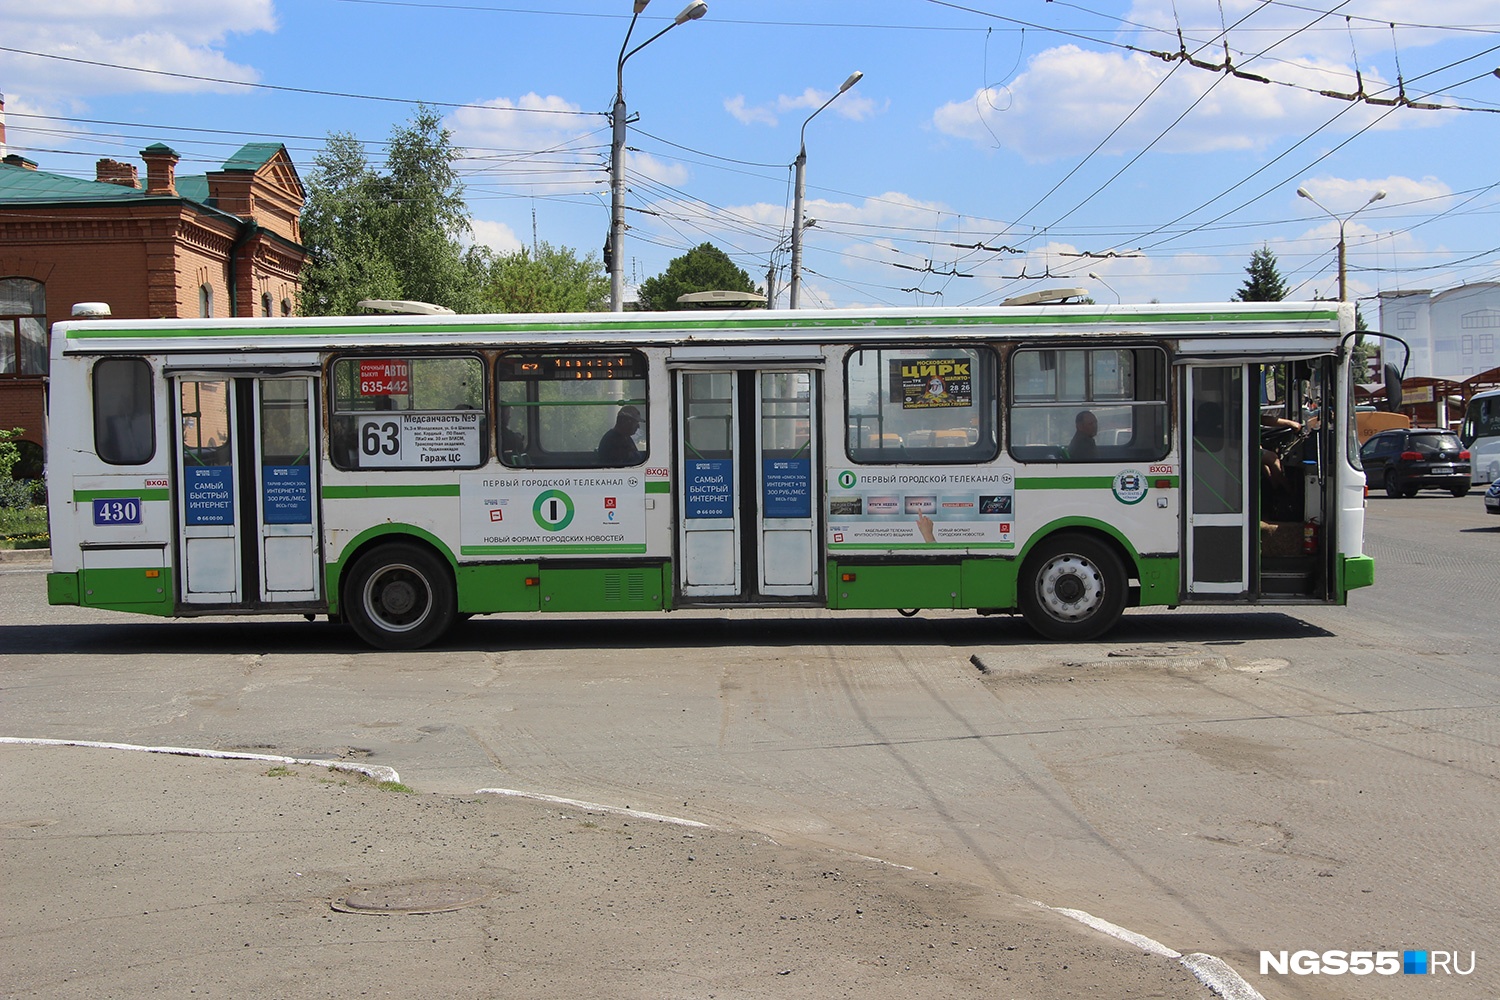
[[1485, 478, 1500, 515], [1359, 428, 1472, 498]]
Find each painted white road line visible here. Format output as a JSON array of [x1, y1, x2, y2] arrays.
[[0, 736, 402, 784], [1038, 902, 1266, 1000]]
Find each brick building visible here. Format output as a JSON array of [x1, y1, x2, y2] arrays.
[[0, 97, 306, 470]]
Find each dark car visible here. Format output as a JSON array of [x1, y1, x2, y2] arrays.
[[1486, 478, 1500, 515], [1359, 428, 1471, 498]]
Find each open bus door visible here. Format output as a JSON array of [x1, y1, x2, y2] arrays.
[[1184, 360, 1339, 602], [173, 374, 322, 607]]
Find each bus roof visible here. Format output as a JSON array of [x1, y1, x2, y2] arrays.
[[54, 301, 1351, 356]]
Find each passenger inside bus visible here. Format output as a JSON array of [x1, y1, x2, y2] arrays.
[[1067, 409, 1099, 460], [596, 405, 643, 465]]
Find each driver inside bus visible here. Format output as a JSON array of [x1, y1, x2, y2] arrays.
[[596, 404, 643, 466]]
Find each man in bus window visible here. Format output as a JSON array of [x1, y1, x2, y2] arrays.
[[1068, 409, 1098, 460], [597, 405, 643, 466]]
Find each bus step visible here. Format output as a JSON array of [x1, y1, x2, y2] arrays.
[[1260, 569, 1314, 595]]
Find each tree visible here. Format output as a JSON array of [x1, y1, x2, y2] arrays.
[[483, 242, 608, 313], [637, 243, 760, 311], [1234, 245, 1289, 302], [300, 107, 488, 315]]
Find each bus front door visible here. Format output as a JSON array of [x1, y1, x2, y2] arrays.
[[1184, 365, 1251, 595], [675, 369, 821, 602], [174, 376, 321, 607]]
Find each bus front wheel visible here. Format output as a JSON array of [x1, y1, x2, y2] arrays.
[[1018, 534, 1127, 641], [345, 543, 456, 650]]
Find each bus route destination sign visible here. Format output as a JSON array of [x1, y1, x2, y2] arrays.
[[356, 412, 481, 468]]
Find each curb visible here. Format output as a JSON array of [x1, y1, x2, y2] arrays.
[[0, 547, 50, 565]]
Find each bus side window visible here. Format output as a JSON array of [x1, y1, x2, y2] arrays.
[[1008, 347, 1168, 463], [93, 357, 156, 465]]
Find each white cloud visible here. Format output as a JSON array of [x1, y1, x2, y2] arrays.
[[931, 42, 1420, 162], [448, 93, 601, 153], [469, 218, 524, 256], [725, 95, 777, 126], [0, 2, 275, 99], [626, 149, 689, 187], [725, 88, 882, 128]]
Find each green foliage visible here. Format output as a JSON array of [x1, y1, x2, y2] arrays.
[[637, 243, 760, 311], [0, 427, 21, 482], [299, 108, 489, 315], [0, 427, 46, 544], [1233, 245, 1289, 302], [484, 242, 608, 313]]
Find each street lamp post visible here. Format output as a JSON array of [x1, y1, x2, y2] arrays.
[[1087, 271, 1120, 304], [610, 0, 707, 312], [1296, 186, 1386, 302], [789, 70, 862, 310]]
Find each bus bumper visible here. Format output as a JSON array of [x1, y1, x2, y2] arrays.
[[1340, 555, 1375, 595], [47, 571, 80, 606]]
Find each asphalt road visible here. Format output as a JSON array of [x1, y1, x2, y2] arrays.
[[2, 491, 1496, 999]]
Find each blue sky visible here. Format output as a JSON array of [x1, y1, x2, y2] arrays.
[[3, 0, 1498, 311]]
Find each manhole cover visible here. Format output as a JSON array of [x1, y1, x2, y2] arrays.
[[332, 880, 499, 915]]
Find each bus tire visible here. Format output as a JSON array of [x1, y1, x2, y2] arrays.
[[345, 542, 456, 650], [1018, 534, 1127, 641]]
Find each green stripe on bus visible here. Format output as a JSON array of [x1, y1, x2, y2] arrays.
[[1015, 476, 1116, 490], [1012, 476, 1180, 490], [73, 489, 171, 502], [461, 544, 649, 555], [645, 481, 671, 494], [322, 484, 461, 499], [64, 307, 1339, 341]]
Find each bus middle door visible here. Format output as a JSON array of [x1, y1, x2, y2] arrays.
[[675, 368, 821, 602]]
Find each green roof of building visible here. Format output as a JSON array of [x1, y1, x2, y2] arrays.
[[0, 142, 291, 211]]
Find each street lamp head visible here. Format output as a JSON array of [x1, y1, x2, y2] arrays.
[[1371, 189, 1387, 203], [839, 70, 864, 93], [675, 0, 707, 24], [1296, 187, 1312, 200]]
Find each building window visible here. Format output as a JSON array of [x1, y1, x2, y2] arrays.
[[199, 284, 214, 318], [281, 298, 293, 317], [261, 293, 273, 317], [0, 277, 47, 376]]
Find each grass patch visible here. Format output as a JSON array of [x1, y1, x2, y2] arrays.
[[265, 765, 297, 778], [0, 504, 47, 545]]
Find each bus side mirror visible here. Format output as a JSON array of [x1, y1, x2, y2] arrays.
[[1383, 363, 1403, 412]]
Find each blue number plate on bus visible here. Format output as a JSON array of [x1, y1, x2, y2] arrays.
[[93, 498, 143, 525]]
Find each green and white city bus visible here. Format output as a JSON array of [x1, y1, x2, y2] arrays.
[[45, 301, 1375, 649]]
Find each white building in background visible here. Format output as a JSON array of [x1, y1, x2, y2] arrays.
[[1378, 283, 1500, 380]]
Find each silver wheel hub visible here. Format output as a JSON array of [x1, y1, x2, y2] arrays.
[[1036, 554, 1103, 621], [363, 564, 431, 632]]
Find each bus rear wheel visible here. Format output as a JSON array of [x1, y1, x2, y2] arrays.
[[345, 542, 456, 650], [1019, 534, 1127, 641]]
